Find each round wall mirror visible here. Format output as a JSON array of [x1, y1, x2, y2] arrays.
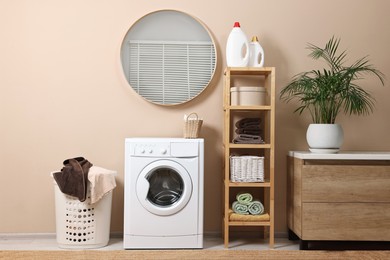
[[120, 10, 217, 105]]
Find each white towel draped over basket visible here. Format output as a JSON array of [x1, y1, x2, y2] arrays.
[[88, 166, 117, 204]]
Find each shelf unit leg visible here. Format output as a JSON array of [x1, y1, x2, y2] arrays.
[[224, 224, 229, 248], [269, 226, 274, 248]]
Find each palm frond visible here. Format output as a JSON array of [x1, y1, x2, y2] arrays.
[[307, 36, 346, 72], [280, 37, 385, 124]]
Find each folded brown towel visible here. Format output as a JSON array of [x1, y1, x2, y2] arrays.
[[235, 118, 262, 139], [53, 157, 93, 202], [235, 118, 261, 128], [233, 134, 265, 144], [235, 126, 262, 135]]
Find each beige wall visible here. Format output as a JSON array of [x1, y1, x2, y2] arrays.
[[1, 0, 389, 235]]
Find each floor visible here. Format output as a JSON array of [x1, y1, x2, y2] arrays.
[[0, 235, 299, 251]]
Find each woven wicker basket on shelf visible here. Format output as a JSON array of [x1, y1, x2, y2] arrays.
[[230, 155, 264, 182], [183, 113, 203, 138]]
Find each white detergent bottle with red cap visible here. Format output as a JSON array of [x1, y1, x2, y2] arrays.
[[226, 22, 249, 67], [249, 36, 265, 67]]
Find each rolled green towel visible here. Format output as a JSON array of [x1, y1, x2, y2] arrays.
[[232, 201, 249, 215], [248, 200, 264, 215], [236, 192, 253, 205]]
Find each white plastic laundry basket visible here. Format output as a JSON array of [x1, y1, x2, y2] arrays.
[[53, 183, 113, 249]]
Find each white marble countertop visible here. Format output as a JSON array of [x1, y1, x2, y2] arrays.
[[288, 151, 390, 160]]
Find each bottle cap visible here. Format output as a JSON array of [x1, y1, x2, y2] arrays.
[[251, 36, 259, 42], [233, 22, 241, 27]]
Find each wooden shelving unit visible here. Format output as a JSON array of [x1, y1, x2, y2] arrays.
[[223, 67, 275, 248]]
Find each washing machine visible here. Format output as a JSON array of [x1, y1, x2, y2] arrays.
[[124, 138, 204, 249]]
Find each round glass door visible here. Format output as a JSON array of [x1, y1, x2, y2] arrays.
[[146, 168, 183, 207], [136, 160, 193, 216]]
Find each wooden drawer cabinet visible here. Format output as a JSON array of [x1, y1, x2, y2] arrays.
[[287, 151, 390, 249]]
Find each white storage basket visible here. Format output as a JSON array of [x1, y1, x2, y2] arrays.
[[53, 183, 113, 249], [230, 155, 264, 182]]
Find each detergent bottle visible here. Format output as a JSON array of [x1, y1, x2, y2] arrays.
[[226, 22, 249, 67], [249, 36, 264, 67]]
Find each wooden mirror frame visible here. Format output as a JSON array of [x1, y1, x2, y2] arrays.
[[120, 10, 217, 106]]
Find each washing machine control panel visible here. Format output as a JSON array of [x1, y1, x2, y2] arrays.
[[132, 143, 171, 157]]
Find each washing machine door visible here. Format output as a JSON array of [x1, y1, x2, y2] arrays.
[[136, 159, 193, 216]]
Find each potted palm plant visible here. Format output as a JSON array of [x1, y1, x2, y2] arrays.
[[280, 36, 385, 153]]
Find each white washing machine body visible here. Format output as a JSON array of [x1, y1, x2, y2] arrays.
[[124, 138, 204, 249]]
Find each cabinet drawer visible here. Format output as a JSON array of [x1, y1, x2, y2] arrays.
[[302, 202, 390, 241], [302, 165, 390, 202]]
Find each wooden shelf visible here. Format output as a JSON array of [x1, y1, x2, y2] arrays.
[[228, 143, 271, 149], [225, 67, 274, 76], [225, 105, 272, 111], [229, 221, 271, 227], [229, 181, 271, 188], [223, 67, 275, 249], [223, 216, 271, 227]]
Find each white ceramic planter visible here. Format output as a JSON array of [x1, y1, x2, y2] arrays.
[[306, 124, 344, 153]]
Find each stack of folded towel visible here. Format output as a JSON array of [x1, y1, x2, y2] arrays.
[[231, 192, 264, 215], [233, 118, 265, 144]]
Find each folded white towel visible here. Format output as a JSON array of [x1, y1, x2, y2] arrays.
[[88, 166, 116, 204]]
